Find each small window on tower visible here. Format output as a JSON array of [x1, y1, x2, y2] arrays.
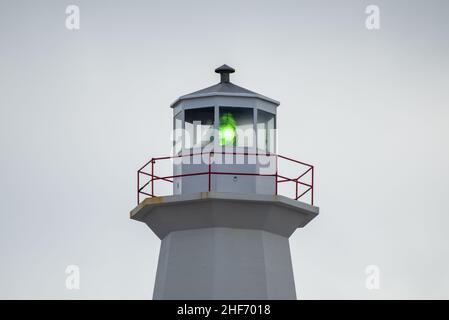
[[185, 107, 214, 149]]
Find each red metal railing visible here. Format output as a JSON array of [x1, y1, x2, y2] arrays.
[[137, 151, 314, 206]]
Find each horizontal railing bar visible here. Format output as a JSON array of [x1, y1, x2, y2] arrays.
[[138, 158, 153, 171], [152, 155, 175, 161], [278, 178, 295, 183], [276, 179, 312, 188], [277, 154, 313, 167], [211, 171, 276, 177], [211, 151, 276, 157], [149, 171, 277, 181]]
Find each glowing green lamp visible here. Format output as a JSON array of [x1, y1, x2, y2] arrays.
[[219, 113, 236, 146]]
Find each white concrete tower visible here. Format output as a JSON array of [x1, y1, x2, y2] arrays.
[[131, 65, 319, 299]]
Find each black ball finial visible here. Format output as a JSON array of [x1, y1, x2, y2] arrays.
[[215, 64, 235, 83]]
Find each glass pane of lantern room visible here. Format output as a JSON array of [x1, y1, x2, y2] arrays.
[[257, 110, 276, 153], [184, 107, 214, 149], [173, 112, 183, 155], [219, 107, 254, 147]]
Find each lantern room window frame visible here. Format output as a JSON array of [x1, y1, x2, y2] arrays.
[[173, 105, 276, 154]]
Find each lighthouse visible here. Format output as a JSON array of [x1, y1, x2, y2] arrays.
[[131, 65, 319, 300]]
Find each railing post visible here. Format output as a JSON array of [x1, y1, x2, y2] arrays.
[[151, 159, 155, 197], [295, 178, 298, 200], [275, 155, 278, 195], [208, 152, 212, 192], [311, 165, 314, 206], [137, 170, 140, 204]]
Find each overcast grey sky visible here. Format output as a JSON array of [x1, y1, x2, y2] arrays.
[[1, 0, 449, 299]]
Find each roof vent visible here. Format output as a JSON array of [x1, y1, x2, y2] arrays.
[[215, 64, 235, 83]]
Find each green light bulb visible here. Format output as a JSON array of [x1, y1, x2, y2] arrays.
[[219, 113, 236, 146]]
